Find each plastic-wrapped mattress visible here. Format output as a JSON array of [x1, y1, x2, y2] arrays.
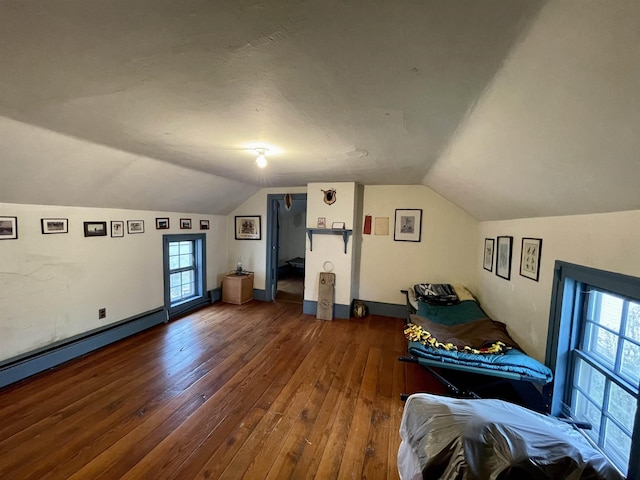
[[398, 393, 623, 480]]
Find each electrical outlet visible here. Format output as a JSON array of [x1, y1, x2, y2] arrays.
[[99, 308, 106, 319]]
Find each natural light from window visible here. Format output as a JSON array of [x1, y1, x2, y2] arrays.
[[169, 240, 196, 304], [570, 290, 640, 475]]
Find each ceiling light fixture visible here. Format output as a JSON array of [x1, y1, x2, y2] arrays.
[[255, 149, 268, 168]]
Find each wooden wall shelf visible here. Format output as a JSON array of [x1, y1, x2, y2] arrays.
[[306, 228, 353, 254]]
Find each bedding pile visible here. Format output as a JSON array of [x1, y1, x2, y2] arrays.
[[404, 314, 515, 355], [398, 393, 623, 480], [413, 283, 460, 306]]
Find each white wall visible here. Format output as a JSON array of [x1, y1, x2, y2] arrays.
[[477, 210, 640, 362], [305, 182, 357, 307], [358, 185, 479, 305], [228, 187, 308, 290], [0, 202, 227, 362]]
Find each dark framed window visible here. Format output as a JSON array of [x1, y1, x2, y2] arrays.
[[547, 261, 640, 478], [163, 234, 207, 318]]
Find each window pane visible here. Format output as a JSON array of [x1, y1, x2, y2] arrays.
[[573, 389, 601, 440], [626, 302, 640, 342], [604, 419, 631, 475], [621, 339, 640, 385], [575, 358, 606, 406], [585, 323, 618, 366], [179, 241, 192, 254], [170, 286, 181, 301], [608, 383, 637, 432], [169, 244, 179, 256], [170, 272, 181, 289], [596, 292, 623, 332], [179, 253, 193, 268], [169, 255, 180, 270], [181, 270, 194, 284]]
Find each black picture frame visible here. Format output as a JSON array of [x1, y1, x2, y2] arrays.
[[200, 219, 210, 230], [394, 209, 422, 242], [0, 216, 18, 240], [156, 217, 170, 230], [127, 220, 144, 234], [495, 236, 513, 280], [235, 215, 261, 240], [84, 221, 107, 237], [111, 221, 124, 238], [520, 237, 543, 281], [483, 238, 495, 272], [180, 218, 192, 229], [41, 218, 68, 234]]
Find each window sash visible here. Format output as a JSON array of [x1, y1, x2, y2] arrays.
[[569, 287, 639, 475]]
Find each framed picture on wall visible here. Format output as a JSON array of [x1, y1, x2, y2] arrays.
[[0, 216, 18, 240], [84, 221, 107, 237], [111, 221, 124, 238], [483, 238, 495, 272], [235, 215, 261, 240], [394, 209, 422, 242], [127, 220, 144, 234], [495, 236, 513, 280], [200, 220, 210, 230], [41, 218, 68, 234], [180, 218, 192, 229], [520, 237, 543, 281], [156, 218, 170, 230]]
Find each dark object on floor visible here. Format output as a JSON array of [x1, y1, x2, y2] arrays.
[[352, 300, 369, 318]]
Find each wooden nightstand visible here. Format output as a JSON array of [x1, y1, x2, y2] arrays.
[[222, 272, 254, 305]]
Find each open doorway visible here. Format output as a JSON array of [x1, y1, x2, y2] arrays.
[[266, 193, 307, 304]]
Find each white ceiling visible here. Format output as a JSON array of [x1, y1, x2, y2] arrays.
[[0, 0, 638, 219]]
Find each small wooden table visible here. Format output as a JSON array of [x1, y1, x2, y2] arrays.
[[222, 272, 254, 305]]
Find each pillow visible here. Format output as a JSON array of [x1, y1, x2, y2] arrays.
[[452, 284, 476, 302]]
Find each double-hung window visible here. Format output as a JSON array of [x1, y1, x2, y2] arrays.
[[547, 261, 640, 478], [571, 289, 639, 472], [163, 234, 207, 318], [169, 240, 196, 303]]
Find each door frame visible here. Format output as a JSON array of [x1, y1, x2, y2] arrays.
[[265, 193, 307, 301]]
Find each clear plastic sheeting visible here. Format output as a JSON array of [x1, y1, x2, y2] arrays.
[[398, 393, 623, 480]]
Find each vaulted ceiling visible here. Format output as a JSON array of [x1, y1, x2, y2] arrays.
[[1, 0, 638, 220]]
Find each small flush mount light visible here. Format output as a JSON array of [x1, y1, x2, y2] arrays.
[[255, 149, 268, 168]]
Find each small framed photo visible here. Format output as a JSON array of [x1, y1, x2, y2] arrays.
[[235, 215, 261, 240], [41, 218, 68, 234], [483, 238, 495, 272], [0, 216, 18, 240], [84, 221, 107, 237], [156, 218, 170, 230], [394, 209, 422, 242], [180, 218, 192, 229], [495, 236, 513, 280], [111, 221, 124, 238], [317, 217, 326, 229], [127, 220, 144, 234], [200, 220, 210, 230], [331, 222, 345, 229], [520, 237, 543, 281]]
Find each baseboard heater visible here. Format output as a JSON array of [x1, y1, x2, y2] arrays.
[[0, 306, 166, 390]]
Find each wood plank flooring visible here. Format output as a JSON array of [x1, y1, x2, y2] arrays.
[[0, 301, 437, 479]]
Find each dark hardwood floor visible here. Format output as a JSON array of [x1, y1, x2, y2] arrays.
[[0, 301, 437, 479]]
